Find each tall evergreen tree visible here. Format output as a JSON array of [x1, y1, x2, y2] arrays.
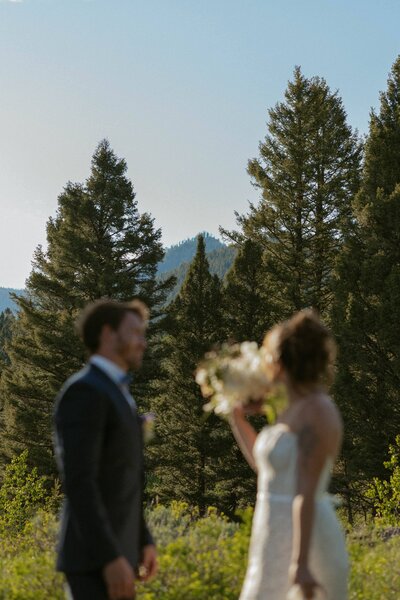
[[218, 239, 272, 508], [0, 140, 172, 476], [223, 239, 269, 344], [149, 236, 241, 514], [223, 67, 362, 321], [0, 308, 14, 377], [332, 56, 400, 507]]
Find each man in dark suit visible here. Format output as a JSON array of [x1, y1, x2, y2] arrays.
[[54, 299, 157, 600]]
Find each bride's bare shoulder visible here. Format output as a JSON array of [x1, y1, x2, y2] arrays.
[[298, 393, 343, 451], [309, 392, 341, 419]]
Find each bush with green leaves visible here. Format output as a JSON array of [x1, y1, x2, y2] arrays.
[[0, 450, 53, 534], [137, 502, 252, 600], [144, 501, 201, 547], [0, 510, 64, 600], [348, 528, 400, 599], [0, 452, 64, 598], [1, 459, 400, 600], [366, 435, 400, 526]]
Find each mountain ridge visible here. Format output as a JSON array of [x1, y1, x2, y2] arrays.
[[0, 233, 236, 313], [0, 288, 24, 313], [158, 232, 225, 274]]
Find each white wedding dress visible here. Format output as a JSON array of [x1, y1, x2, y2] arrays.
[[240, 424, 348, 600]]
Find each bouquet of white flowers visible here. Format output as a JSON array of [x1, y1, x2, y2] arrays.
[[195, 341, 272, 417]]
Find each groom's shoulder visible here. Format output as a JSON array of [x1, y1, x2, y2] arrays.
[[56, 364, 106, 404], [54, 366, 111, 424]]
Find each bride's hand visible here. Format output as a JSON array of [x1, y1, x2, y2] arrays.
[[231, 399, 264, 421], [289, 563, 320, 599], [243, 399, 265, 416]]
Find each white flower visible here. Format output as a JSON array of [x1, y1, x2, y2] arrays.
[[195, 340, 271, 418], [195, 368, 208, 386]]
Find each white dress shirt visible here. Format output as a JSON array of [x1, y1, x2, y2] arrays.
[[89, 354, 137, 411]]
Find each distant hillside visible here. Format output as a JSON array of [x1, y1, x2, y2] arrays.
[[1, 234, 234, 313], [159, 245, 237, 304], [0, 288, 24, 313], [158, 233, 225, 274]]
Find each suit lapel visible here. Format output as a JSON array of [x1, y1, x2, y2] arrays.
[[89, 364, 137, 422]]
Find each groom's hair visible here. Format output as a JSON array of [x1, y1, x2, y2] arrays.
[[76, 298, 149, 353]]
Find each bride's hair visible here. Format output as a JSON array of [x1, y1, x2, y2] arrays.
[[264, 309, 336, 387]]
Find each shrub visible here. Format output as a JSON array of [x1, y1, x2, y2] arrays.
[[0, 510, 64, 599], [137, 504, 252, 600], [144, 501, 200, 547], [366, 435, 400, 526], [0, 471, 399, 600], [348, 528, 400, 599], [0, 451, 49, 534]]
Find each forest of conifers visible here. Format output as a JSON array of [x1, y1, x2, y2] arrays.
[[0, 57, 400, 598]]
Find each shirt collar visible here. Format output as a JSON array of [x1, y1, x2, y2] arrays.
[[89, 354, 127, 387]]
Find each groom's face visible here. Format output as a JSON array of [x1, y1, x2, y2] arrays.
[[114, 311, 147, 370]]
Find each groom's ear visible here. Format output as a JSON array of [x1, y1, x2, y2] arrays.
[[98, 323, 117, 348]]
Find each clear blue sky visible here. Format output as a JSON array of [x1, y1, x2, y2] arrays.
[[1, 0, 399, 287]]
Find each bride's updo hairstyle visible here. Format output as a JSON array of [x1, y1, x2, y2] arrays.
[[263, 309, 336, 389]]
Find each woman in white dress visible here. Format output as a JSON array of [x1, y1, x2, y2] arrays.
[[230, 310, 348, 600]]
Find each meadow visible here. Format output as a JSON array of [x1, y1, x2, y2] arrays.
[[0, 456, 398, 600]]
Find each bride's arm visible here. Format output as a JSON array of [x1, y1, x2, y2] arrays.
[[229, 406, 259, 472], [290, 416, 336, 596], [291, 422, 325, 557]]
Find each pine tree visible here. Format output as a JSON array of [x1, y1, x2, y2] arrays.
[[224, 67, 362, 321], [0, 140, 172, 476], [217, 239, 272, 508], [223, 239, 269, 344], [332, 56, 400, 508], [148, 236, 240, 514], [0, 309, 14, 377]]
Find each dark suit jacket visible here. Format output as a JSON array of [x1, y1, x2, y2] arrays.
[[54, 363, 154, 574]]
